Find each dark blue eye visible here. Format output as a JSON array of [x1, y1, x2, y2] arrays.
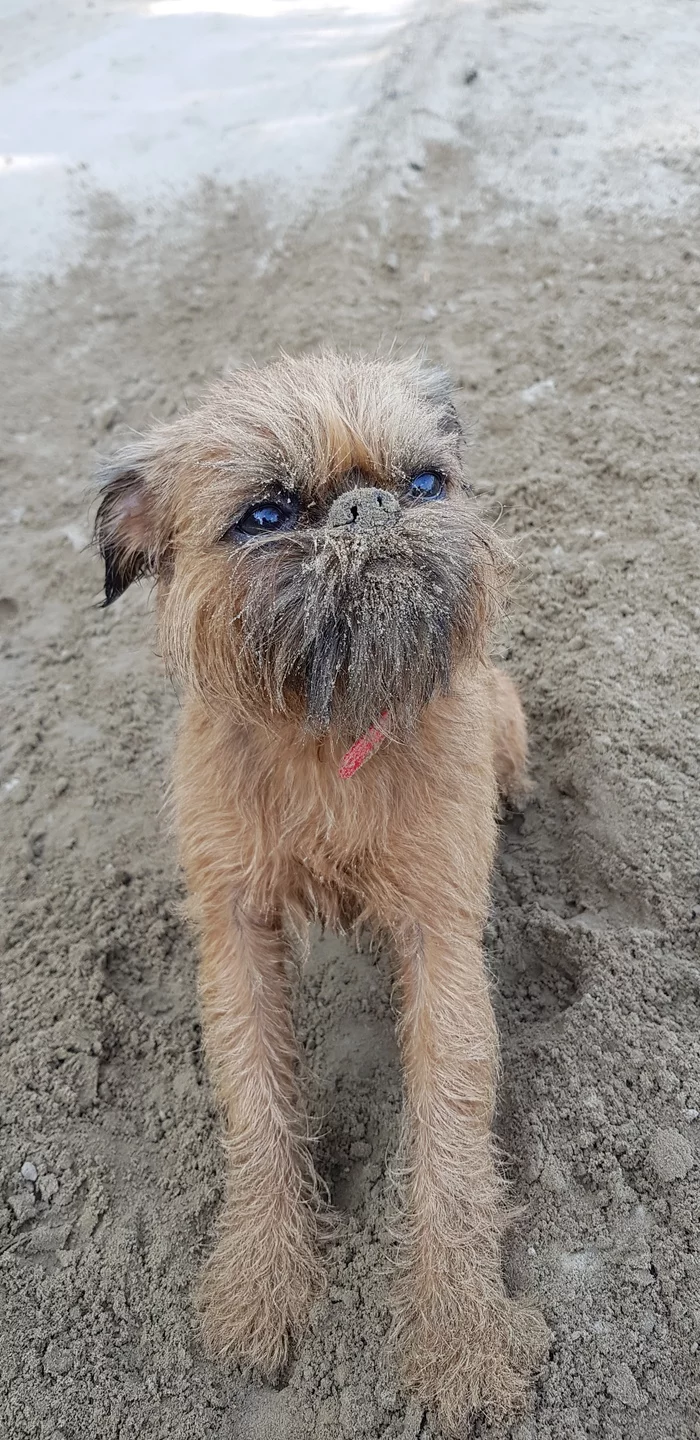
[[407, 471, 445, 501], [234, 495, 298, 538]]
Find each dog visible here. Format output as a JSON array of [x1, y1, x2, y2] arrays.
[[94, 351, 547, 1427]]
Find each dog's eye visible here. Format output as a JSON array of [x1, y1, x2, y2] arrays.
[[234, 495, 299, 538], [406, 471, 445, 502]]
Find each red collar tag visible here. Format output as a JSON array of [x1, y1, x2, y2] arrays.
[[338, 712, 390, 779]]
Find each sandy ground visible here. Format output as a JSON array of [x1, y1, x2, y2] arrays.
[[2, 1, 700, 1437], [0, 0, 412, 285]]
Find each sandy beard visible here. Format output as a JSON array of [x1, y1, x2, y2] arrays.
[[235, 503, 506, 740]]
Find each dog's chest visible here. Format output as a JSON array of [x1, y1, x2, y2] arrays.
[[265, 754, 396, 910]]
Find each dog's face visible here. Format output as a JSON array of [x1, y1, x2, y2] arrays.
[[95, 353, 508, 739]]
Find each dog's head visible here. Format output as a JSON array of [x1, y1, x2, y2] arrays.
[[95, 352, 510, 739]]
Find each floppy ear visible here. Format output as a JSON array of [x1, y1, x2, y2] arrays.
[[415, 363, 463, 437], [94, 448, 163, 606]]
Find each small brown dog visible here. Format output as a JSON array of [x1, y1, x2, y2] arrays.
[[95, 352, 546, 1427]]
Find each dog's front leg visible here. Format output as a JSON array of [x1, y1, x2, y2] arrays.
[[390, 916, 547, 1428], [195, 899, 324, 1374]]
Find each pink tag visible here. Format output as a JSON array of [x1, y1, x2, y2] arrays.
[[338, 712, 390, 779]]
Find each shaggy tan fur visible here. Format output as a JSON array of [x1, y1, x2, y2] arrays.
[[95, 351, 548, 1429]]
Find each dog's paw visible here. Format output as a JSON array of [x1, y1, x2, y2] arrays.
[[197, 1221, 325, 1377], [392, 1282, 549, 1432]]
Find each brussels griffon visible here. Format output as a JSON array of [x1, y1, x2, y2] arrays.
[[95, 351, 546, 1426]]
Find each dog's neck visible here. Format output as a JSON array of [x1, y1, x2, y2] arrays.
[[338, 713, 391, 779]]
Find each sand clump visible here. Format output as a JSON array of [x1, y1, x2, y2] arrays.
[[648, 1129, 694, 1184]]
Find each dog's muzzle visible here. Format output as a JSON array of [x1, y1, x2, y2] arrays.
[[327, 486, 399, 533]]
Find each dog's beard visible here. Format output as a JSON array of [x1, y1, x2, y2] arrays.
[[237, 509, 504, 740]]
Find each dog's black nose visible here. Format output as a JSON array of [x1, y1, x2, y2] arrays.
[[327, 486, 399, 532]]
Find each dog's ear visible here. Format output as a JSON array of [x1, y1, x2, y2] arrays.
[[94, 447, 163, 606], [415, 364, 462, 436]]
